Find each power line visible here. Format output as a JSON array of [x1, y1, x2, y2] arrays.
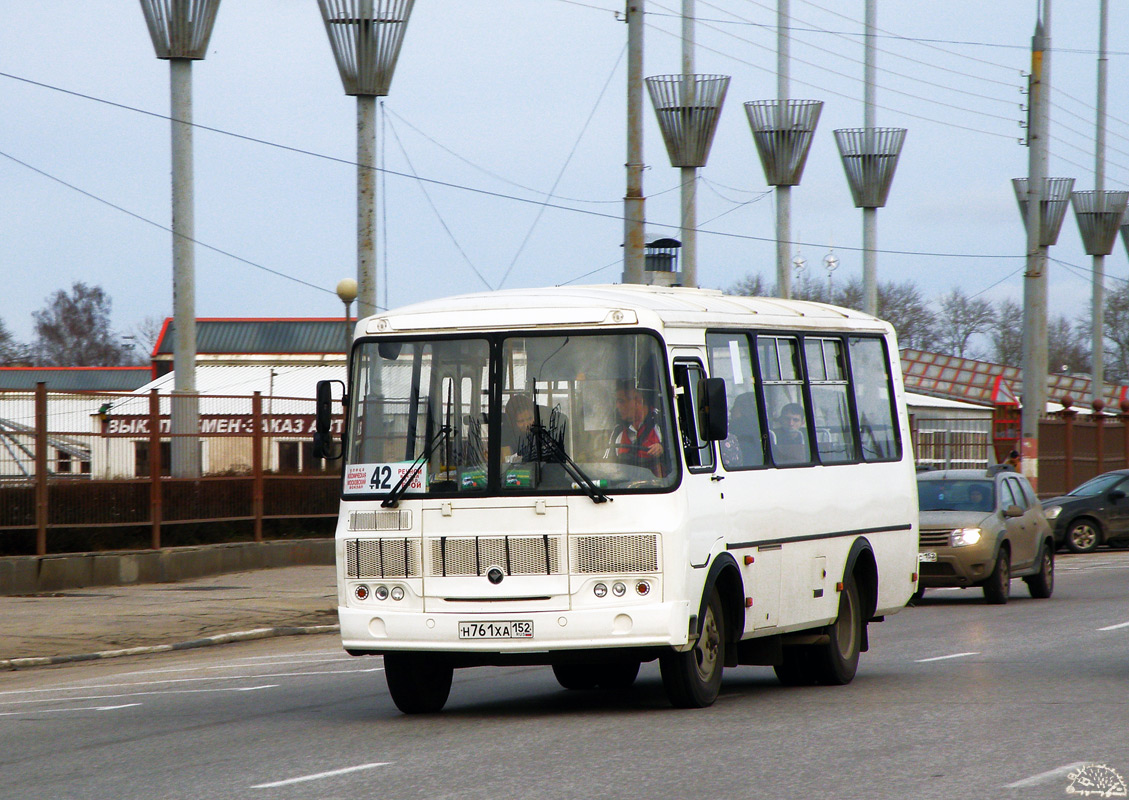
[[0, 148, 335, 297]]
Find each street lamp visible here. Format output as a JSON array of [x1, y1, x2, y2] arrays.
[[318, 0, 414, 320], [823, 248, 840, 300], [139, 0, 222, 479], [336, 278, 358, 364]]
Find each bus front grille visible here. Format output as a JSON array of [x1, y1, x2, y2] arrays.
[[345, 538, 422, 579], [429, 535, 565, 577], [571, 534, 660, 574]]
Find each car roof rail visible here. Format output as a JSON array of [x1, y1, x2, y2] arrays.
[[985, 464, 1015, 476]]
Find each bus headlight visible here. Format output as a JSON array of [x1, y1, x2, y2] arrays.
[[390, 586, 405, 601], [374, 585, 390, 601], [593, 583, 608, 598], [354, 584, 370, 601], [951, 528, 982, 547], [635, 580, 651, 596], [612, 582, 626, 597]]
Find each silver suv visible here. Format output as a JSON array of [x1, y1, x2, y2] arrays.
[[915, 467, 1055, 604]]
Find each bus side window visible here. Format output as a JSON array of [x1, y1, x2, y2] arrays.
[[758, 336, 812, 466], [804, 337, 857, 464], [848, 337, 901, 462], [706, 333, 765, 469], [673, 361, 715, 471]]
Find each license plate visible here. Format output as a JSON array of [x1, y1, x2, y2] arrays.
[[458, 621, 534, 640], [918, 552, 937, 563]]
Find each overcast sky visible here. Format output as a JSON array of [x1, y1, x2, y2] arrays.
[[1, 1, 1125, 350]]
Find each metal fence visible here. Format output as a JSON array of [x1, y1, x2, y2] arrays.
[[1, 385, 341, 555]]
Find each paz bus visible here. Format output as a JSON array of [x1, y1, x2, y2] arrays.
[[313, 284, 919, 713]]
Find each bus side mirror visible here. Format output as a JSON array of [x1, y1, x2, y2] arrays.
[[313, 379, 345, 460], [697, 377, 728, 441]]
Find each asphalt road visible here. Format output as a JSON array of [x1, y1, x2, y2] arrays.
[[2, 552, 1127, 800]]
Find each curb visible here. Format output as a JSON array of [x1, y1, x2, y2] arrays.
[[0, 624, 341, 671]]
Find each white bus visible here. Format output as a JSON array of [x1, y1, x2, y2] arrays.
[[314, 285, 919, 713]]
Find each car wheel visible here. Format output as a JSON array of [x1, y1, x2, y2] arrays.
[[1023, 544, 1054, 599], [1066, 518, 1102, 554], [660, 588, 725, 708], [384, 653, 454, 714], [983, 548, 1010, 605]]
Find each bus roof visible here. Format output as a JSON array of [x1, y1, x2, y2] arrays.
[[358, 284, 892, 337]]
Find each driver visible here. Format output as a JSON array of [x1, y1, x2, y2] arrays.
[[609, 381, 665, 476]]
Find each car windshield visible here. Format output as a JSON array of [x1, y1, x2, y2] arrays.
[[1068, 473, 1126, 497], [918, 479, 995, 512], [344, 331, 677, 499]]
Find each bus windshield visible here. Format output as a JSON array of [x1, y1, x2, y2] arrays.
[[344, 331, 677, 498]]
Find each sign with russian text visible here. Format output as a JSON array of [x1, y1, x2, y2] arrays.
[[344, 462, 426, 495]]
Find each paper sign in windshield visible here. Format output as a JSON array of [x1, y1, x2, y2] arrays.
[[344, 462, 426, 495]]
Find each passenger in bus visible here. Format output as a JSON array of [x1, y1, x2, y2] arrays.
[[772, 402, 808, 463], [501, 394, 536, 462], [608, 381, 666, 476], [721, 392, 763, 469]]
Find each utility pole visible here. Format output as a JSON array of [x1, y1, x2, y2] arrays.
[[623, 1, 646, 285], [1021, 3, 1052, 490]]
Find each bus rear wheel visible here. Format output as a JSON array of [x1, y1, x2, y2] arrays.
[[660, 588, 725, 708], [384, 653, 453, 714], [775, 574, 862, 686]]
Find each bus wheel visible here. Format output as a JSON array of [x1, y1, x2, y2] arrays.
[[809, 574, 862, 685], [773, 647, 818, 686], [384, 653, 453, 714], [551, 663, 600, 690], [597, 660, 640, 690], [660, 588, 725, 708]]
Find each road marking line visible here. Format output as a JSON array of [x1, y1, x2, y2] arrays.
[[0, 685, 281, 708], [0, 667, 383, 700], [915, 652, 979, 663], [251, 762, 392, 789], [0, 703, 142, 717], [1097, 621, 1129, 631], [1004, 762, 1087, 789]]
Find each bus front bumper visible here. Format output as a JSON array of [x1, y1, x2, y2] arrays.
[[339, 601, 692, 655]]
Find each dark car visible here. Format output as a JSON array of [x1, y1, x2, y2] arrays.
[[1041, 470, 1129, 553], [915, 467, 1055, 604]]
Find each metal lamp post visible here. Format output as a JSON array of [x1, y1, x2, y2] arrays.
[[336, 278, 358, 364], [1072, 0, 1127, 407], [645, 0, 728, 289], [319, 0, 414, 320], [834, 0, 906, 316], [745, 0, 821, 300], [139, 0, 222, 479]]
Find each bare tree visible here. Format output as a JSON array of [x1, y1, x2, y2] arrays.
[[32, 283, 131, 366], [989, 298, 1023, 366], [1104, 282, 1129, 383], [122, 315, 166, 365], [935, 288, 994, 358], [1047, 314, 1090, 377], [0, 318, 30, 366], [728, 272, 773, 297]]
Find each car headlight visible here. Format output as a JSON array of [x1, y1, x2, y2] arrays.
[[1043, 505, 1061, 520], [951, 528, 982, 547]]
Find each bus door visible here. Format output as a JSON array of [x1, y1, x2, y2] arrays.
[[671, 354, 724, 567]]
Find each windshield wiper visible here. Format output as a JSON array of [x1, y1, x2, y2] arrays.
[[529, 424, 610, 504], [381, 424, 452, 508]]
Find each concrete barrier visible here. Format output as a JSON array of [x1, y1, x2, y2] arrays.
[[0, 539, 335, 595]]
